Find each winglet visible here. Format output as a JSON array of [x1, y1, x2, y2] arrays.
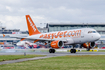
[[3, 34, 5, 37], [26, 15, 41, 36]]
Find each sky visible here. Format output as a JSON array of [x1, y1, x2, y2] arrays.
[[0, 0, 105, 31]]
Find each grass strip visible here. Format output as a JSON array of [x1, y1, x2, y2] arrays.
[[0, 55, 45, 62], [0, 55, 105, 70]]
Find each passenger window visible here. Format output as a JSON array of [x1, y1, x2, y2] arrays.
[[88, 31, 92, 33]]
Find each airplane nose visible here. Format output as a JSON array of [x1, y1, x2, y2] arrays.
[[97, 34, 101, 40]]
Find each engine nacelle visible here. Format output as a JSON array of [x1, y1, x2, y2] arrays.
[[82, 42, 95, 48], [90, 42, 95, 48], [50, 40, 64, 49]]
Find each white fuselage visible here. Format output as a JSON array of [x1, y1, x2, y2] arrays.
[[26, 28, 101, 45]]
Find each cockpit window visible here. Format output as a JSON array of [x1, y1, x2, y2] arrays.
[[92, 31, 96, 33], [88, 31, 96, 33]]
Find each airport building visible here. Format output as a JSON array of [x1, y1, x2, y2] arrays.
[[48, 23, 105, 34], [37, 27, 48, 33], [0, 26, 28, 46]]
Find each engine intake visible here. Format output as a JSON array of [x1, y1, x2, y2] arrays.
[[51, 40, 64, 49], [90, 42, 95, 48], [82, 42, 95, 48]]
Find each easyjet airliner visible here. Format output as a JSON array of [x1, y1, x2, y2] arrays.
[[3, 15, 101, 53]]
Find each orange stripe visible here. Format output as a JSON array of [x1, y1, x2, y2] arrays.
[[20, 38, 25, 41], [33, 39, 40, 43]]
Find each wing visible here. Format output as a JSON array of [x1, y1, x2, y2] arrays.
[[3, 34, 67, 42]]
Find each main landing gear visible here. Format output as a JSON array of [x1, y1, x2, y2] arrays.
[[49, 49, 55, 53], [70, 49, 76, 53], [49, 45, 77, 53], [49, 48, 76, 53], [70, 45, 76, 53]]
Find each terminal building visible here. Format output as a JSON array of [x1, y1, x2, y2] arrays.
[[48, 23, 105, 34], [37, 27, 48, 33], [0, 26, 28, 45]]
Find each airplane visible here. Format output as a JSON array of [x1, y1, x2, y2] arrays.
[[17, 41, 37, 48], [3, 15, 101, 53]]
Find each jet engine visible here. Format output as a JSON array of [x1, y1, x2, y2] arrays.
[[50, 40, 64, 49], [81, 42, 95, 48]]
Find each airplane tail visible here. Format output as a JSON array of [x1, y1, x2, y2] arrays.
[[26, 15, 41, 36]]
